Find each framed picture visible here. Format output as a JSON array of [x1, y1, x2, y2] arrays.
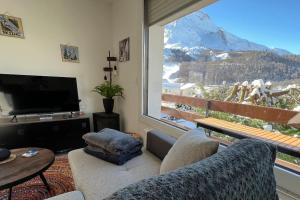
[[119, 37, 130, 62], [60, 44, 80, 63], [0, 15, 24, 38]]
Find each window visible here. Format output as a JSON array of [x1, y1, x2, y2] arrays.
[[145, 0, 300, 172]]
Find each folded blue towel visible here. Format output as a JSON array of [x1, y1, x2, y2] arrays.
[[84, 145, 142, 165], [82, 128, 143, 155]]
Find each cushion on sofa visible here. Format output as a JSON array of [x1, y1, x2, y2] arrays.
[[68, 148, 161, 200], [45, 191, 85, 200], [160, 129, 219, 174], [105, 139, 278, 200]]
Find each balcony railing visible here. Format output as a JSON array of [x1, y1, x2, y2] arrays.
[[161, 93, 300, 159], [162, 94, 300, 128]]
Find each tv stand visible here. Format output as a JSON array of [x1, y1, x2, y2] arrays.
[[0, 116, 90, 152], [39, 114, 53, 121], [69, 111, 80, 118]]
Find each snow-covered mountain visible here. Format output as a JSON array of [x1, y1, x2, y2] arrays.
[[164, 11, 292, 56]]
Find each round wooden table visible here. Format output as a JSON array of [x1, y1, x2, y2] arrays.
[[0, 148, 55, 200]]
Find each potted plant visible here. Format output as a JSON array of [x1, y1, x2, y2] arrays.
[[93, 81, 124, 113]]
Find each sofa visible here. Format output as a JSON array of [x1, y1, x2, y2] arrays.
[[47, 129, 278, 200]]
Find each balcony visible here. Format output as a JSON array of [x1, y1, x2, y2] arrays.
[[161, 93, 300, 172]]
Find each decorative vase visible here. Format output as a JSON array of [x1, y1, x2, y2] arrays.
[[0, 148, 10, 161], [103, 98, 114, 113]]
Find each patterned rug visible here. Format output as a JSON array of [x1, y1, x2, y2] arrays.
[[0, 155, 75, 200]]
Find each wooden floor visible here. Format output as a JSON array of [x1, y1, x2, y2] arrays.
[[195, 117, 300, 158]]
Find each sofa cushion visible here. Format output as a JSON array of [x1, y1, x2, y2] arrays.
[[160, 129, 219, 174], [105, 139, 278, 200], [68, 149, 161, 200], [45, 191, 84, 200]]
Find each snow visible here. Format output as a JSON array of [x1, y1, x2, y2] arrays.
[[242, 81, 249, 86], [215, 53, 229, 60], [285, 84, 297, 90], [293, 106, 300, 112], [251, 79, 264, 88], [163, 64, 179, 82], [164, 10, 292, 56], [180, 83, 196, 90]]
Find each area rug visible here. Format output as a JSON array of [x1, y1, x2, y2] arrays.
[[0, 155, 75, 200]]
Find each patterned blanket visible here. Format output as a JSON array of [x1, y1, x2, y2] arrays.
[[105, 139, 278, 200]]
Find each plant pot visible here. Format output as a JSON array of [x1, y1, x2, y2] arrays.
[[103, 98, 114, 113]]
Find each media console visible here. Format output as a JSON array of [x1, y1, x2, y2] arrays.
[[0, 116, 90, 153]]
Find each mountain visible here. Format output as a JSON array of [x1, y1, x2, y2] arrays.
[[163, 10, 300, 85], [164, 11, 292, 55]]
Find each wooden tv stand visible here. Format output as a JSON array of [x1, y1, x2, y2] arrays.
[[0, 116, 90, 153]]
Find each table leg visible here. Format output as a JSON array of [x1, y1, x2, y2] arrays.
[[7, 187, 12, 200], [39, 173, 50, 191]]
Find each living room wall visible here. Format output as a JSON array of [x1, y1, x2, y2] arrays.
[[111, 0, 184, 137], [0, 0, 112, 115]]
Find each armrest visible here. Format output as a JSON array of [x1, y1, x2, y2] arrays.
[[146, 130, 176, 160]]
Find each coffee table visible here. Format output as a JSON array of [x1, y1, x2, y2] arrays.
[[0, 148, 55, 200]]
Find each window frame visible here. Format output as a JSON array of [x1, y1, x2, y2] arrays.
[[142, 0, 300, 197]]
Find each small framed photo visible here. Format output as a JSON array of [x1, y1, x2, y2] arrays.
[[119, 37, 130, 62], [0, 15, 25, 39], [60, 44, 80, 63]]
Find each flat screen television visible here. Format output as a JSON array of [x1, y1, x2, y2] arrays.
[[0, 74, 80, 115]]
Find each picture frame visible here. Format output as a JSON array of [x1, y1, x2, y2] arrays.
[[0, 15, 24, 39], [119, 37, 130, 62], [60, 44, 80, 63]]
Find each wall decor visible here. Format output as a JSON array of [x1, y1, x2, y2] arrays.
[[0, 15, 24, 38], [119, 37, 130, 62], [60, 44, 80, 63]]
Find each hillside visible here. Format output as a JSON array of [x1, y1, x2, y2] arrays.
[[164, 10, 299, 85], [169, 50, 300, 85]]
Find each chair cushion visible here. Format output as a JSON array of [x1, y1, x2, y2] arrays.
[[160, 129, 219, 174], [68, 149, 161, 200]]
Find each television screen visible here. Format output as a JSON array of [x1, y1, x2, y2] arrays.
[[0, 74, 80, 115]]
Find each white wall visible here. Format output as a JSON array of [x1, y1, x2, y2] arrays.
[[111, 0, 144, 132], [0, 0, 112, 115], [111, 0, 185, 137]]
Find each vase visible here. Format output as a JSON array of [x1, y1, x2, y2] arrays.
[[0, 148, 10, 161], [103, 98, 114, 113]]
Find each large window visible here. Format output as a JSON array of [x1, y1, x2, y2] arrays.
[[145, 0, 300, 172]]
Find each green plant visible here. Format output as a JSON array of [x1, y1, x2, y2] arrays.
[[93, 82, 124, 99]]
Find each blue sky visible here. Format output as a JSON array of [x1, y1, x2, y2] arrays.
[[202, 0, 300, 55]]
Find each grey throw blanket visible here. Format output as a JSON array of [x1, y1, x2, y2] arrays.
[[82, 128, 142, 155], [105, 139, 278, 200]]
